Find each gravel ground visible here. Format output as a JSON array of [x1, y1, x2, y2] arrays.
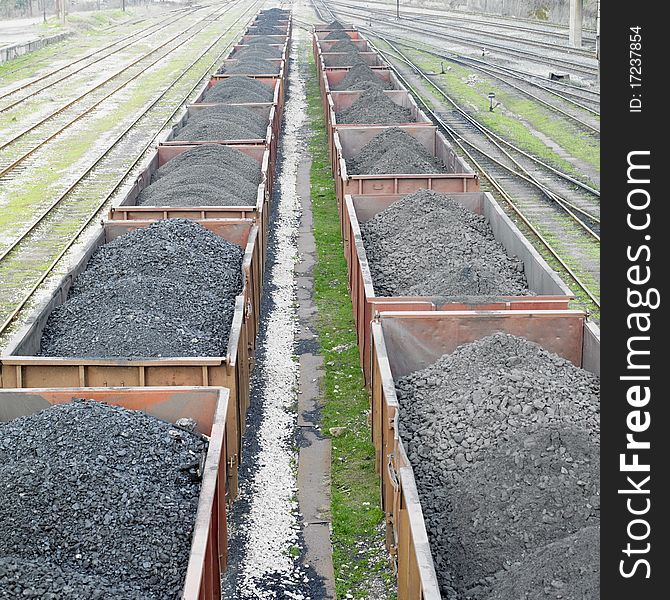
[[152, 144, 262, 186], [336, 87, 414, 124], [39, 219, 243, 358], [222, 34, 322, 599], [347, 127, 448, 175], [483, 526, 600, 600], [395, 332, 600, 598], [174, 105, 267, 141], [203, 76, 275, 104], [331, 62, 392, 91], [0, 400, 205, 599], [221, 57, 281, 75], [360, 189, 530, 297]]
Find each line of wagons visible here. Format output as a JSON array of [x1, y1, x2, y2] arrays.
[[313, 21, 600, 600], [0, 8, 291, 600]]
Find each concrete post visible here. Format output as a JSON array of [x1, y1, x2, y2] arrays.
[[569, 0, 583, 48]]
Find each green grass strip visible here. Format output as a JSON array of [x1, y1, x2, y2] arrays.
[[305, 50, 396, 599]]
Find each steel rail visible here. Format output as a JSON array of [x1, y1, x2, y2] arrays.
[[0, 3, 222, 150], [0, 0, 261, 337], [0, 3, 228, 178]]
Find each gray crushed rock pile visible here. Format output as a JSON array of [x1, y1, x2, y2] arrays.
[[324, 50, 365, 67], [152, 144, 261, 186], [245, 35, 284, 45], [174, 104, 267, 141], [483, 526, 600, 600], [325, 29, 352, 40], [137, 165, 258, 207], [326, 20, 345, 29], [235, 44, 283, 59], [395, 333, 600, 598], [360, 190, 530, 297], [0, 400, 206, 599], [202, 76, 274, 104], [329, 38, 359, 53], [331, 62, 392, 91], [220, 56, 280, 75], [39, 219, 243, 358], [441, 426, 599, 598], [347, 127, 448, 175], [336, 87, 414, 125], [247, 24, 285, 35]]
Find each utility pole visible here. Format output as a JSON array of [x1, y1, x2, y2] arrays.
[[396, 0, 399, 20], [569, 0, 583, 48]]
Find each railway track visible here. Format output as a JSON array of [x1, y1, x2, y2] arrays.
[[0, 0, 262, 338], [0, 5, 199, 111], [383, 34, 600, 134], [0, 8, 188, 83], [327, 0, 600, 79], [0, 3, 232, 181]]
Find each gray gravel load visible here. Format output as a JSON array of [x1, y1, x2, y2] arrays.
[[324, 50, 365, 67], [331, 62, 392, 91], [325, 29, 351, 40], [347, 127, 448, 175], [152, 144, 261, 186], [0, 400, 206, 599], [483, 526, 600, 600], [188, 103, 268, 132], [203, 76, 274, 104], [174, 119, 261, 142], [138, 185, 245, 208], [439, 426, 599, 597], [174, 105, 267, 142], [326, 20, 345, 29], [139, 165, 258, 205], [247, 26, 285, 36], [329, 38, 360, 53], [40, 219, 244, 358], [395, 333, 600, 598], [245, 35, 284, 45], [336, 87, 414, 125], [137, 168, 258, 207], [221, 57, 280, 75], [360, 190, 530, 297], [235, 44, 283, 59]]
